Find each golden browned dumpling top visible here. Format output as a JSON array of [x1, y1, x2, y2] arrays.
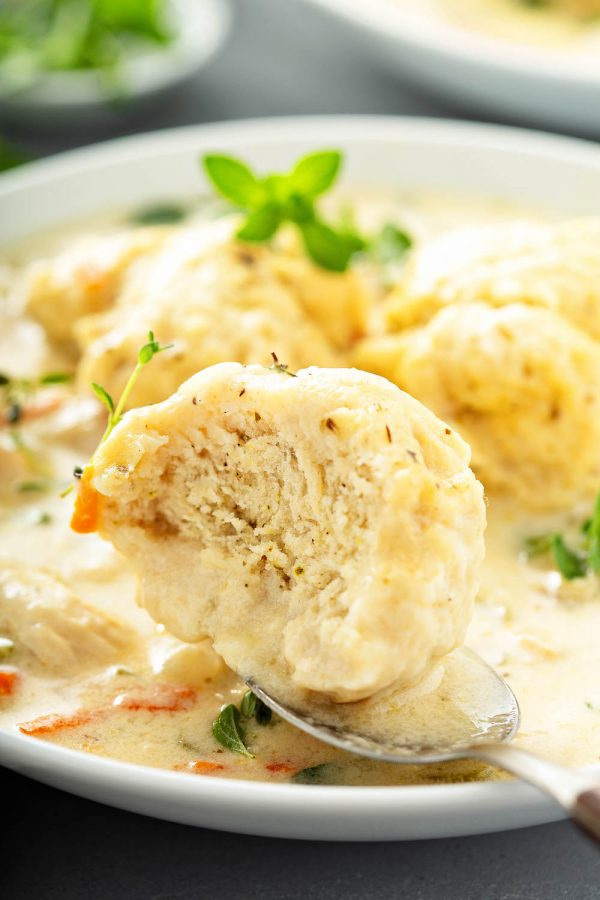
[[383, 219, 600, 341], [73, 219, 372, 408]]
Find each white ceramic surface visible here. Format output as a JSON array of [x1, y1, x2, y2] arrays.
[[1, 116, 600, 840], [302, 0, 600, 135], [0, 0, 232, 122]]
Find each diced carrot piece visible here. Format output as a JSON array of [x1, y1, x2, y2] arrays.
[[18, 711, 93, 736], [175, 760, 225, 774], [113, 683, 197, 712], [81, 265, 110, 297], [0, 671, 18, 696], [265, 762, 295, 773], [70, 467, 100, 534]]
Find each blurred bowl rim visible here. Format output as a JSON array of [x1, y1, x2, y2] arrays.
[[303, 0, 600, 85]]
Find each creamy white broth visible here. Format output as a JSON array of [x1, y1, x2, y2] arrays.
[[0, 193, 599, 786]]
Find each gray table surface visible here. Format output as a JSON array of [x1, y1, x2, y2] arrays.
[[2, 1, 600, 896]]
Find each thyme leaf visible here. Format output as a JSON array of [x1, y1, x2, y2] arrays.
[[523, 492, 600, 580], [129, 203, 188, 226], [240, 691, 256, 718], [291, 763, 338, 785], [91, 382, 115, 415], [586, 493, 600, 573], [371, 223, 413, 265], [240, 690, 272, 725], [212, 704, 254, 758], [550, 535, 587, 581]]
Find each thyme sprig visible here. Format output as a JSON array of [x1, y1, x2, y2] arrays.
[[92, 331, 173, 444], [0, 370, 71, 426], [63, 331, 172, 497], [1, 371, 71, 484], [524, 493, 600, 580]]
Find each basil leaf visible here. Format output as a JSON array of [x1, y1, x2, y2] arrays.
[[212, 704, 254, 758], [290, 151, 342, 198], [372, 223, 413, 264], [203, 155, 265, 208], [263, 173, 293, 205], [551, 535, 587, 580], [240, 691, 257, 718], [130, 203, 188, 226], [300, 220, 355, 273], [292, 763, 338, 785], [91, 382, 115, 414], [237, 205, 282, 242]]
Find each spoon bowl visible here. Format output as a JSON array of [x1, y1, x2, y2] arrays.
[[247, 647, 600, 845], [248, 647, 519, 764]]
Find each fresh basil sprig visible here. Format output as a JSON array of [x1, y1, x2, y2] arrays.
[[524, 493, 600, 580], [202, 150, 366, 273]]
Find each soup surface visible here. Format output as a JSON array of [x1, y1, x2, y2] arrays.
[[397, 0, 600, 55], [1, 190, 599, 787]]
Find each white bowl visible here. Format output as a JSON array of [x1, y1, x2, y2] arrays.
[[0, 0, 232, 125], [1, 115, 600, 840], [302, 0, 600, 135]]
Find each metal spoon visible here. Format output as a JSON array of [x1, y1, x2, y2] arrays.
[[246, 647, 600, 844]]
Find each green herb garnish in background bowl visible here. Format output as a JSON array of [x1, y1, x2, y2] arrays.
[[0, 0, 173, 97], [202, 150, 413, 274], [0, 134, 30, 172]]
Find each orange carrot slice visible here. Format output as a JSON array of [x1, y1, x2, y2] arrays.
[[70, 467, 100, 534], [18, 711, 93, 736], [265, 762, 295, 773], [0, 671, 18, 696], [113, 683, 197, 712], [175, 760, 225, 774]]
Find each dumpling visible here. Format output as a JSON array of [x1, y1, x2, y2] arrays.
[[74, 221, 342, 408], [84, 362, 486, 703], [354, 303, 600, 510], [383, 219, 600, 341], [548, 0, 600, 16], [24, 228, 172, 346]]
